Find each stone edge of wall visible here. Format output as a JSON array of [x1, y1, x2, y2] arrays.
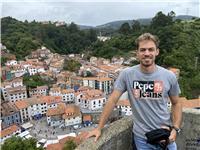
[[76, 116, 133, 150], [76, 108, 200, 150]]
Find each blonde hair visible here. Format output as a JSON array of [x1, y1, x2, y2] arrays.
[[135, 33, 160, 49]]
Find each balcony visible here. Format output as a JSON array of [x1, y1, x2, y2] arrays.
[[76, 108, 200, 150]]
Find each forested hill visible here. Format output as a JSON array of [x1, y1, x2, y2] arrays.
[[1, 11, 200, 98], [1, 17, 97, 59], [89, 12, 200, 99]]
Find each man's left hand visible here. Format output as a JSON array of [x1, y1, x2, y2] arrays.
[[169, 129, 177, 143]]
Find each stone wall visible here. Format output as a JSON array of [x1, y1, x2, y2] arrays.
[[76, 108, 200, 150], [176, 108, 200, 150]]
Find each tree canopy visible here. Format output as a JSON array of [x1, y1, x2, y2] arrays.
[[1, 136, 44, 150], [2, 17, 97, 59]]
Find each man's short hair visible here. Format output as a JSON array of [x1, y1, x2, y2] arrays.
[[135, 33, 160, 49]]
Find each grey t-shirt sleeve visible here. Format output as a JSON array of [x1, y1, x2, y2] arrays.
[[168, 73, 181, 96], [114, 70, 127, 93]]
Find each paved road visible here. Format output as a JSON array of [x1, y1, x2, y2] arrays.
[[29, 117, 94, 141]]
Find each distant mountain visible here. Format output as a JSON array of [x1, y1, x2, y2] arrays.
[[174, 15, 198, 20], [96, 20, 133, 30], [78, 25, 94, 30], [93, 15, 198, 31]]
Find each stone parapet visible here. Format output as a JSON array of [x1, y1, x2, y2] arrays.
[[76, 108, 200, 150]]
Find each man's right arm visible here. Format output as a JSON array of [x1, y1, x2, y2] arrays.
[[86, 89, 123, 141]]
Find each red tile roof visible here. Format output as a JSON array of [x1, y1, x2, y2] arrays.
[[181, 97, 200, 108], [14, 100, 29, 109], [83, 115, 92, 121], [116, 99, 131, 106], [41, 96, 62, 105], [62, 105, 81, 119], [0, 125, 20, 138], [46, 103, 66, 116], [46, 143, 62, 150]]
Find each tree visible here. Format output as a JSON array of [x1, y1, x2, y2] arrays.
[[63, 59, 81, 73], [132, 20, 141, 32], [1, 57, 8, 66], [119, 22, 131, 35], [68, 22, 79, 32], [63, 140, 77, 150], [23, 75, 46, 88], [1, 136, 44, 150], [151, 11, 173, 29]]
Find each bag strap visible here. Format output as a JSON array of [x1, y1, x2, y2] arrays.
[[158, 138, 170, 150]]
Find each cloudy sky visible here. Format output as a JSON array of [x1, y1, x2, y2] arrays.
[[1, 0, 199, 26]]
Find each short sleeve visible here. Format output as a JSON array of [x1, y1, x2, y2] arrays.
[[168, 74, 181, 96], [114, 70, 127, 93]]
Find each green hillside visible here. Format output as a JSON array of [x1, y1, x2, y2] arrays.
[[1, 11, 200, 99]]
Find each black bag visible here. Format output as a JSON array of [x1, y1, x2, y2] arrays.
[[145, 128, 171, 150]]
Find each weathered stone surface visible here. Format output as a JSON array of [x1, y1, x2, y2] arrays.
[[76, 116, 133, 150], [76, 109, 200, 150]]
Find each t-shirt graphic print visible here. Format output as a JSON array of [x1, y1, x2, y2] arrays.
[[132, 81, 163, 99]]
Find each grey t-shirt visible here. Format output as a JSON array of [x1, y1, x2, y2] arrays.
[[114, 64, 180, 139]]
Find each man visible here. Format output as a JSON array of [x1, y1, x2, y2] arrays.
[[87, 33, 182, 150]]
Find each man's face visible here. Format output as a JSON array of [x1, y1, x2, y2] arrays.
[[137, 40, 159, 67]]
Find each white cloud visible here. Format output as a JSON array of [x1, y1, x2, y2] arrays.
[[1, 0, 199, 26]]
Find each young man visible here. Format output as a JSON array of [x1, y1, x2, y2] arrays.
[[87, 33, 182, 150]]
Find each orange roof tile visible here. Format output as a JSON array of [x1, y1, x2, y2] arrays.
[[14, 100, 29, 109], [61, 89, 74, 94], [0, 125, 20, 138], [83, 77, 113, 82], [83, 115, 92, 121], [79, 89, 105, 101], [47, 136, 80, 150], [181, 97, 200, 108], [41, 96, 62, 104], [116, 99, 131, 106], [46, 103, 66, 116], [77, 86, 92, 92], [97, 77, 113, 82], [46, 143, 62, 150], [62, 105, 81, 119]]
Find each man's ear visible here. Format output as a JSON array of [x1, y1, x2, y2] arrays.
[[136, 50, 139, 59], [156, 48, 159, 56]]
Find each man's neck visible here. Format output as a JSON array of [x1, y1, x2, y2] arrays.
[[139, 64, 157, 74]]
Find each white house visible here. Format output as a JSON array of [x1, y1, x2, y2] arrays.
[[28, 98, 48, 119], [10, 65, 27, 77], [61, 89, 75, 103], [75, 89, 107, 111], [41, 96, 62, 109], [0, 125, 21, 144], [29, 85, 48, 97], [116, 99, 132, 116], [1, 77, 24, 100], [46, 103, 81, 127], [7, 86, 27, 103], [49, 87, 75, 103], [83, 77, 113, 94], [63, 105, 82, 127], [49, 87, 61, 96], [46, 103, 66, 127], [14, 100, 31, 123], [5, 60, 17, 66]]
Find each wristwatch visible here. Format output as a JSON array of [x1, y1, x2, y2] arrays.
[[172, 126, 181, 134]]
